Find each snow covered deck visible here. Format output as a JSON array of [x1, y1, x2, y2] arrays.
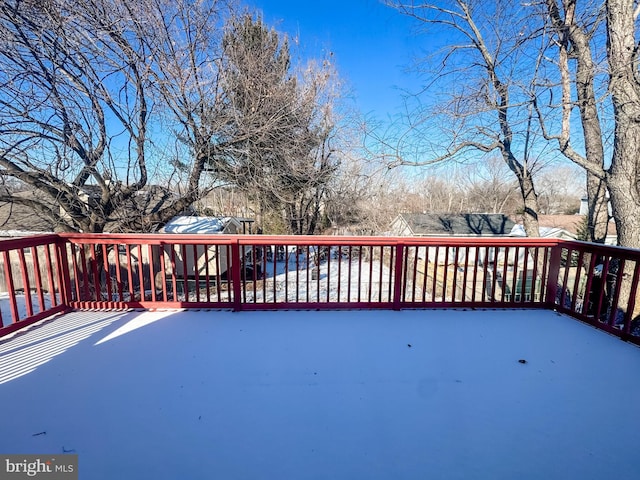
[[1, 308, 639, 479]]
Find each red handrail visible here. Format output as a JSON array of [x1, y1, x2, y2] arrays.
[[1, 233, 639, 346]]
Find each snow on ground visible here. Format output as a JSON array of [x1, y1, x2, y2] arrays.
[[0, 292, 60, 327], [1, 308, 640, 479], [173, 254, 394, 304], [247, 254, 393, 303]]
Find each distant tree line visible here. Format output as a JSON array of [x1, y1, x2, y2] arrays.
[[199, 156, 582, 235]]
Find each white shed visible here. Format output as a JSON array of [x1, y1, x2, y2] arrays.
[[159, 216, 253, 280]]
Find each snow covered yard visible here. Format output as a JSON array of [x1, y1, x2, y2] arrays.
[[1, 308, 640, 479], [246, 255, 394, 304]]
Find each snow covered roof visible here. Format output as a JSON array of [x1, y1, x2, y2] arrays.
[[160, 216, 239, 234], [509, 224, 572, 238], [1, 308, 639, 479], [392, 213, 515, 236]]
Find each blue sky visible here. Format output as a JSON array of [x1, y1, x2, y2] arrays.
[[249, 0, 423, 121]]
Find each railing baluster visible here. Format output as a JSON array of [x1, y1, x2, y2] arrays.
[[501, 247, 509, 303], [203, 246, 211, 303], [393, 242, 404, 310], [180, 244, 188, 301], [17, 248, 33, 318], [102, 244, 111, 302], [336, 245, 342, 303], [571, 250, 585, 310], [147, 244, 156, 302], [44, 244, 60, 306], [115, 244, 124, 302], [225, 244, 233, 304], [520, 248, 533, 302], [451, 247, 459, 303], [471, 246, 478, 303], [158, 244, 168, 302], [31, 246, 46, 310], [482, 247, 489, 303], [608, 258, 625, 327], [622, 261, 640, 337], [531, 247, 540, 304], [594, 255, 611, 321], [78, 244, 89, 302], [305, 245, 311, 303], [274, 243, 279, 304], [125, 245, 135, 302], [285, 243, 290, 303], [214, 245, 222, 302], [432, 246, 440, 302], [443, 246, 451, 303], [3, 251, 19, 323], [420, 246, 429, 303], [136, 244, 144, 302], [510, 247, 519, 304], [193, 243, 200, 303], [324, 245, 331, 303]]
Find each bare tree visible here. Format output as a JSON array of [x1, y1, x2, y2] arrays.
[[601, 0, 640, 248], [462, 157, 521, 214], [536, 0, 610, 243], [536, 165, 583, 214], [537, 0, 640, 248], [384, 0, 544, 236], [0, 0, 229, 232]]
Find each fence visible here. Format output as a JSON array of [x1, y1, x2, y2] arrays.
[[1, 234, 640, 345]]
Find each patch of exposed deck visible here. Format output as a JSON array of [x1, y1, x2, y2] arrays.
[[1, 308, 639, 479]]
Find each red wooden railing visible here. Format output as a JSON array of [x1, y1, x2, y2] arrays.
[[0, 234, 71, 337], [1, 234, 640, 345], [550, 240, 640, 342]]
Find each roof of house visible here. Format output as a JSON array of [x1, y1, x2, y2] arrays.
[[537, 215, 584, 235], [160, 216, 241, 234], [511, 214, 618, 242], [0, 185, 193, 234], [0, 191, 58, 235], [394, 213, 515, 236]]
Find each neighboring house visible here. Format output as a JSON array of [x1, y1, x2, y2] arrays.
[[0, 191, 59, 237], [510, 214, 618, 245], [0, 184, 193, 234], [390, 213, 515, 237], [390, 214, 515, 300]]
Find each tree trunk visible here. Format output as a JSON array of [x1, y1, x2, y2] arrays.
[[545, 0, 610, 244], [586, 172, 609, 243], [607, 162, 640, 249], [518, 173, 541, 237], [605, 0, 640, 249]]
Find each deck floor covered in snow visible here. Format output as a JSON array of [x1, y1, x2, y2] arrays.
[[1, 308, 639, 479]]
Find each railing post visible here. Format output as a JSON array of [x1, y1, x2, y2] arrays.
[[393, 242, 405, 310], [55, 237, 73, 307], [545, 244, 562, 308], [231, 240, 243, 312]]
